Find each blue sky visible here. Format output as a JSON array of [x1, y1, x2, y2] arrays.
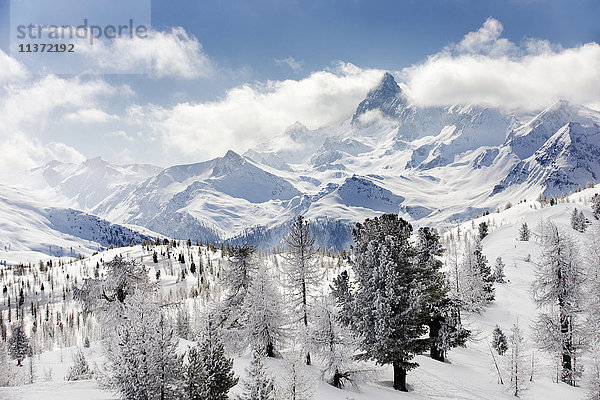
[[0, 0, 598, 169], [148, 0, 600, 82]]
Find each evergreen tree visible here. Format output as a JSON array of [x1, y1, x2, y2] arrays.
[[491, 325, 508, 355], [494, 257, 506, 283], [66, 349, 93, 381], [479, 222, 489, 240], [592, 194, 600, 220], [186, 316, 237, 400], [474, 239, 495, 302], [185, 346, 205, 400], [8, 324, 29, 367], [416, 227, 468, 362], [336, 214, 427, 391], [532, 221, 585, 386], [283, 215, 320, 366], [459, 239, 494, 313], [237, 351, 275, 400], [571, 208, 587, 233], [240, 264, 287, 357], [519, 223, 530, 241]]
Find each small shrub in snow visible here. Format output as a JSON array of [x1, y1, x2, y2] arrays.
[[66, 349, 93, 381]]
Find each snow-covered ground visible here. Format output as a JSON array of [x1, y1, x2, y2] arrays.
[[0, 186, 598, 399]]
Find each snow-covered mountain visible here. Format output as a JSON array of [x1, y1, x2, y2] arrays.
[[0, 184, 156, 264], [5, 73, 600, 252]]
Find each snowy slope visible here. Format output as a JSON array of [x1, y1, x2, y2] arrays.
[[0, 184, 156, 263], [1, 187, 598, 399]]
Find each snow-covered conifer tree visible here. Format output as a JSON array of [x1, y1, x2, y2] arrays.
[[185, 315, 237, 400], [508, 321, 526, 397], [571, 208, 587, 232], [176, 306, 191, 340], [66, 349, 93, 381], [492, 325, 508, 355], [336, 214, 427, 391], [276, 358, 315, 400], [74, 255, 154, 318], [312, 294, 373, 389], [479, 222, 489, 240], [8, 324, 29, 367], [223, 244, 257, 320], [283, 215, 320, 365], [519, 223, 530, 241], [459, 239, 494, 313], [0, 340, 17, 386], [237, 351, 275, 400], [592, 194, 600, 220], [240, 264, 287, 357], [532, 221, 585, 386], [103, 292, 183, 400], [416, 227, 468, 362], [494, 257, 506, 283]]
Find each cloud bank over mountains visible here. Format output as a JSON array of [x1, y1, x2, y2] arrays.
[[402, 17, 600, 112], [0, 18, 598, 171]]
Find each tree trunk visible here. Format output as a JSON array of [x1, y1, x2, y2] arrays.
[[266, 341, 275, 358], [560, 312, 573, 385], [393, 362, 408, 392], [429, 318, 444, 362]]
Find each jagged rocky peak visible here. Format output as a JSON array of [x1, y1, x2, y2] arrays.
[[352, 72, 405, 123], [284, 121, 313, 142], [211, 150, 245, 177]]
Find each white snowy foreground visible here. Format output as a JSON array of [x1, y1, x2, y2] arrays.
[[0, 187, 598, 399]]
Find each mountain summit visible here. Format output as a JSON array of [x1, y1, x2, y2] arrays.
[[352, 72, 405, 122]]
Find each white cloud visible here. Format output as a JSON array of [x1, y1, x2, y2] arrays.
[[0, 75, 124, 131], [132, 63, 383, 159], [0, 49, 29, 84], [46, 141, 86, 164], [402, 18, 600, 111], [64, 108, 120, 124], [0, 132, 84, 172], [0, 70, 125, 171], [275, 57, 304, 72], [106, 130, 135, 142], [76, 27, 212, 78]]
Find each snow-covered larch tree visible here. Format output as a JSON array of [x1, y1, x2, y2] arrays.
[[276, 358, 315, 400], [312, 293, 374, 389], [223, 244, 257, 325], [240, 264, 287, 357], [508, 320, 527, 397], [103, 292, 183, 400], [532, 221, 586, 386], [283, 215, 320, 366]]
